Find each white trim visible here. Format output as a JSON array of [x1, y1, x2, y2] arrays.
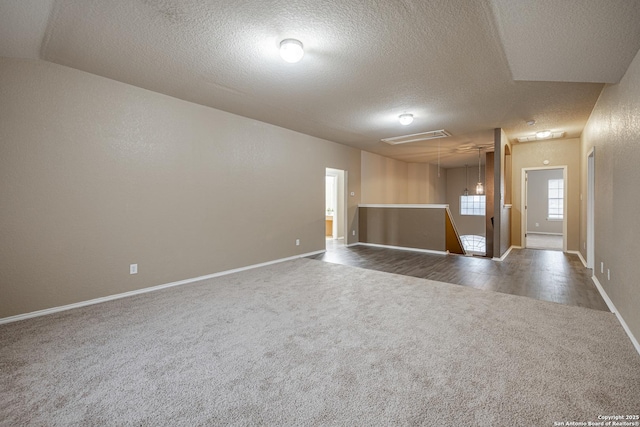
[[356, 242, 447, 255], [592, 276, 640, 356], [586, 148, 595, 269], [492, 245, 515, 262], [567, 250, 587, 268], [525, 231, 563, 236], [0, 250, 326, 325], [358, 204, 448, 209], [345, 242, 359, 247]]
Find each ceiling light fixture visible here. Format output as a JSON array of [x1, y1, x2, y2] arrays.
[[517, 131, 565, 143], [279, 39, 304, 63], [476, 148, 484, 195], [398, 114, 414, 125], [536, 130, 552, 139]]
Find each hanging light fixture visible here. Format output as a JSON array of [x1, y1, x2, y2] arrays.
[[476, 148, 484, 195], [463, 164, 469, 196]]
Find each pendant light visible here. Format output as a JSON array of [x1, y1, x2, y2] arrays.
[[437, 140, 441, 178], [476, 148, 484, 195], [463, 164, 469, 196]]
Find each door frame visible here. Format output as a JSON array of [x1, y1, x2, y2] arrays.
[[325, 168, 348, 242], [587, 148, 595, 268], [521, 166, 568, 252]]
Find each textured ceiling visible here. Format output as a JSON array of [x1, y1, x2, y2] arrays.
[[2, 0, 639, 168], [490, 0, 640, 84]]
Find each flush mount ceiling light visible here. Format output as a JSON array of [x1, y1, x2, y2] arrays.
[[279, 39, 304, 63], [398, 114, 414, 125], [517, 131, 565, 142]]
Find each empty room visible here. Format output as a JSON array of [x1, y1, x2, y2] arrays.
[[1, 0, 639, 425]]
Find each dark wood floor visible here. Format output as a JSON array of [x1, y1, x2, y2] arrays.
[[308, 242, 609, 312]]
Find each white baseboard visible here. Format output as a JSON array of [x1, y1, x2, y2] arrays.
[[526, 232, 563, 236], [0, 250, 326, 325], [356, 242, 447, 255], [345, 242, 359, 247], [492, 245, 515, 262], [592, 275, 640, 356], [567, 250, 587, 267]]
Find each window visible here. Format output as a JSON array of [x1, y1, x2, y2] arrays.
[[460, 195, 485, 216], [548, 179, 564, 220], [460, 235, 486, 254]]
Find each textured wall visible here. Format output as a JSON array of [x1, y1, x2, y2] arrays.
[[494, 129, 512, 259], [511, 138, 580, 250], [360, 151, 408, 204], [361, 156, 446, 205], [408, 162, 447, 204], [581, 48, 640, 342], [0, 58, 361, 318], [526, 169, 564, 234]]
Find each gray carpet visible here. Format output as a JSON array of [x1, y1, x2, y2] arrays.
[[1, 258, 639, 426]]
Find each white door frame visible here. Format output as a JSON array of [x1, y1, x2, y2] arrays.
[[326, 168, 348, 241], [587, 148, 595, 268], [521, 166, 568, 252]]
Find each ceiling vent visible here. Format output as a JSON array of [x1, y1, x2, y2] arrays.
[[517, 131, 565, 142], [382, 129, 451, 145]]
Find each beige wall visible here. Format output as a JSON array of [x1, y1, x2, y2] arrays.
[[580, 47, 640, 342], [493, 129, 512, 258], [361, 153, 447, 205], [511, 138, 580, 250], [360, 151, 408, 203], [0, 58, 361, 318], [408, 162, 447, 204]]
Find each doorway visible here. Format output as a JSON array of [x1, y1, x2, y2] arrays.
[[325, 168, 347, 250], [522, 167, 567, 251]]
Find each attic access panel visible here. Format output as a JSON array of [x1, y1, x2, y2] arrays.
[[381, 130, 451, 145]]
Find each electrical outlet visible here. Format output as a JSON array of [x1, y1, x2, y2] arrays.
[[535, 223, 539, 227], [607, 269, 610, 281], [130, 264, 138, 275], [295, 239, 300, 246], [350, 192, 355, 196], [600, 262, 604, 274], [352, 230, 356, 236]]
